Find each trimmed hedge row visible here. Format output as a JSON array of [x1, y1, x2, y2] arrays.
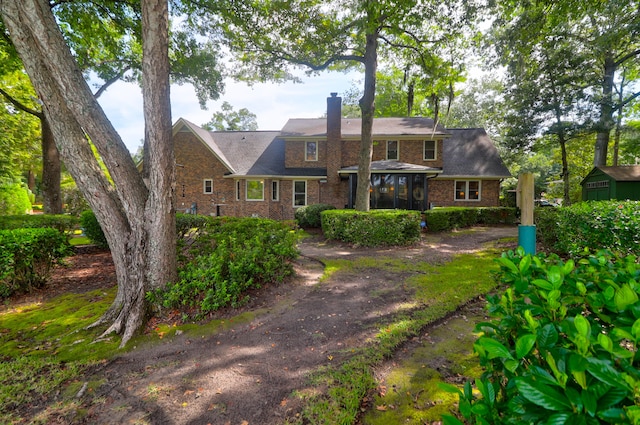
[[295, 203, 337, 228], [535, 200, 640, 257], [424, 207, 518, 232], [0, 228, 72, 298], [0, 214, 79, 236], [321, 209, 421, 247]]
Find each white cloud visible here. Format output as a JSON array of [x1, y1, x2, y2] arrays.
[[97, 70, 360, 153]]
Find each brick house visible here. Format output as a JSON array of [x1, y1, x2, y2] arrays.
[[172, 93, 511, 219]]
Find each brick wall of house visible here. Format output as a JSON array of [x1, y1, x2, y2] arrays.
[[284, 140, 326, 168], [371, 139, 444, 168], [174, 132, 236, 216], [428, 179, 502, 208]]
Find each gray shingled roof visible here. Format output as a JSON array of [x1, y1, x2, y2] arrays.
[[281, 117, 448, 138], [174, 119, 510, 179], [440, 128, 511, 178]]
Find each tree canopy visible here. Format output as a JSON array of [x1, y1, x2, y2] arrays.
[[202, 101, 258, 131], [180, 0, 478, 210]]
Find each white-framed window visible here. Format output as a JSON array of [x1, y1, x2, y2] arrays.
[[271, 180, 280, 201], [246, 180, 264, 201], [203, 179, 213, 194], [386, 140, 398, 160], [293, 180, 307, 207], [235, 180, 241, 201], [455, 180, 481, 201], [305, 141, 318, 161], [424, 140, 437, 160]]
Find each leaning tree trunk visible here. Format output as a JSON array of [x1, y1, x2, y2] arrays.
[[1, 0, 176, 347], [355, 31, 378, 212], [41, 117, 63, 214]]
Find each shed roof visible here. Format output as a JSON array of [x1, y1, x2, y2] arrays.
[[593, 166, 640, 181]]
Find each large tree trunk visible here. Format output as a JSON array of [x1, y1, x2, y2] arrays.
[[593, 54, 616, 167], [141, 0, 176, 292], [355, 31, 378, 212], [41, 116, 62, 214], [1, 0, 176, 347]]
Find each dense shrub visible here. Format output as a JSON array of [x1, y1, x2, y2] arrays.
[[321, 209, 420, 247], [80, 210, 108, 248], [148, 217, 299, 317], [0, 228, 72, 298], [442, 249, 640, 424], [0, 214, 79, 236], [295, 203, 336, 228], [0, 183, 32, 215], [535, 201, 640, 256], [424, 207, 517, 232]]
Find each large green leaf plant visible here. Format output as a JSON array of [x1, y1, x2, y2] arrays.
[[442, 248, 640, 424]]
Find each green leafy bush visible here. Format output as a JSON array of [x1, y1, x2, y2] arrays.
[[0, 214, 79, 236], [442, 248, 640, 424], [0, 228, 72, 298], [148, 217, 299, 317], [79, 210, 109, 248], [0, 182, 32, 215], [321, 209, 420, 247], [425, 207, 517, 232], [295, 203, 336, 228], [535, 201, 640, 256]]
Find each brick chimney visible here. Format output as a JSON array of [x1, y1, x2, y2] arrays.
[[326, 93, 342, 192]]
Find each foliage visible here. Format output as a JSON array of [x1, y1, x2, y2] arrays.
[[535, 201, 640, 257], [62, 187, 90, 217], [0, 228, 72, 298], [79, 210, 108, 249], [321, 209, 421, 247], [148, 217, 299, 318], [443, 248, 640, 424], [294, 203, 336, 228], [202, 101, 258, 131], [490, 0, 640, 167], [0, 214, 79, 236], [0, 182, 32, 215], [425, 207, 517, 232]]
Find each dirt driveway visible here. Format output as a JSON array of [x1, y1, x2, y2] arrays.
[[80, 225, 517, 425]]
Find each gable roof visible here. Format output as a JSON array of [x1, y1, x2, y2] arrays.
[[173, 119, 510, 179], [440, 128, 511, 179], [585, 165, 640, 182], [281, 117, 448, 138], [173, 118, 236, 174]]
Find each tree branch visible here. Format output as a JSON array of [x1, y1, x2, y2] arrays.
[[93, 67, 130, 99], [0, 87, 42, 118], [614, 48, 640, 67]]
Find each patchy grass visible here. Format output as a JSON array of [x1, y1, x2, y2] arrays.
[[291, 246, 502, 425], [362, 309, 485, 424]]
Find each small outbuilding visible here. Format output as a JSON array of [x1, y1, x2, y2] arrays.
[[581, 165, 640, 201]]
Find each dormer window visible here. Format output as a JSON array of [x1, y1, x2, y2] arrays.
[[306, 141, 318, 161], [387, 140, 398, 160]]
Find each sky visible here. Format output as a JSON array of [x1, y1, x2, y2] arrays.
[[97, 70, 361, 153]]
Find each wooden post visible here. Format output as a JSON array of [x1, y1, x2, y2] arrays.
[[518, 173, 536, 254], [519, 173, 534, 226]]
